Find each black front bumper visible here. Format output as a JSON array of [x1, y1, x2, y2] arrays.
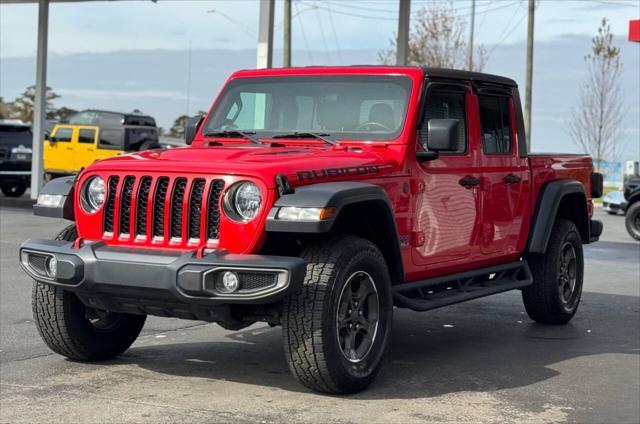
[[19, 239, 306, 319]]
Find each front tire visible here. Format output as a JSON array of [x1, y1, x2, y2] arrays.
[[282, 236, 393, 394], [522, 219, 584, 324], [31, 224, 146, 361], [0, 180, 27, 197], [625, 202, 640, 241]]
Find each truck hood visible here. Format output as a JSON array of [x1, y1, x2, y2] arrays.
[[87, 145, 398, 188]]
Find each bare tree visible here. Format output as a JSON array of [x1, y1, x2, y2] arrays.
[[11, 85, 60, 123], [378, 1, 487, 71], [569, 18, 623, 171]]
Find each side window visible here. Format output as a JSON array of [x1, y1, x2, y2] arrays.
[[78, 129, 96, 144], [51, 127, 73, 142], [420, 90, 467, 153], [68, 111, 97, 125], [97, 112, 124, 127], [478, 95, 513, 154], [98, 129, 124, 150]]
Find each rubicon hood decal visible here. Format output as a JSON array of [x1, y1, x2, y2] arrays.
[[296, 165, 381, 181]]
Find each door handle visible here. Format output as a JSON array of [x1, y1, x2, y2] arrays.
[[459, 175, 481, 188], [503, 174, 521, 184]]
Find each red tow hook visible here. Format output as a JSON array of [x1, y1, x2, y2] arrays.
[[73, 237, 84, 249], [195, 245, 207, 259]]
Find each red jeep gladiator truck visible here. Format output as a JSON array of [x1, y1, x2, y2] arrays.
[[20, 66, 603, 394]]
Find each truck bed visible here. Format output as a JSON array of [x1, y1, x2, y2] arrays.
[[529, 153, 595, 217]]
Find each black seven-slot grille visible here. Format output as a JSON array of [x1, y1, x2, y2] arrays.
[[103, 175, 225, 244]]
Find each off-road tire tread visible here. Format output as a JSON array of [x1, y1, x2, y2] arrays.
[[282, 235, 389, 394], [523, 219, 582, 324], [32, 224, 145, 361], [625, 202, 640, 241]]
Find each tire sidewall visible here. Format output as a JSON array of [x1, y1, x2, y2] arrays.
[[549, 222, 584, 316], [323, 245, 393, 387]]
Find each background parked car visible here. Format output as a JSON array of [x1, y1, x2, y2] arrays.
[[0, 120, 32, 197], [602, 190, 627, 215], [44, 109, 160, 179]]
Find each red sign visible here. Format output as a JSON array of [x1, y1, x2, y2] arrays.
[[630, 19, 640, 42]]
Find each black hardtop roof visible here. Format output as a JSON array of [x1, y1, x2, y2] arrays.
[[81, 109, 154, 119], [421, 67, 517, 87]]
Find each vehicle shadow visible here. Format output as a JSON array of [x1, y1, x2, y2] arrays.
[[584, 240, 640, 263], [0, 194, 34, 210], [117, 290, 639, 399]]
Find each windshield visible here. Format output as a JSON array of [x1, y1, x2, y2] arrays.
[[203, 76, 412, 141]]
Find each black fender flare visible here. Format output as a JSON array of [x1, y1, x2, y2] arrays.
[[527, 179, 589, 253], [266, 181, 404, 283], [33, 176, 75, 221], [624, 190, 640, 212]]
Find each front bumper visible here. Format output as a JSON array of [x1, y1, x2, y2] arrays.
[[19, 239, 306, 318]]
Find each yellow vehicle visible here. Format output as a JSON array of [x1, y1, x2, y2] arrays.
[[44, 110, 159, 178]]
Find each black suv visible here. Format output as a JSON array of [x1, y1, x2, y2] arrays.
[[0, 122, 32, 197]]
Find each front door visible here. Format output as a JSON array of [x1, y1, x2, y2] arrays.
[[44, 126, 74, 174], [476, 92, 529, 255], [412, 82, 482, 267]]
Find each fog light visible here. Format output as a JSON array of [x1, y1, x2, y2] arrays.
[[215, 271, 239, 294], [46, 256, 57, 277]]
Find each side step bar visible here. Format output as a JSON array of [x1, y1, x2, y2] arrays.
[[393, 261, 533, 312]]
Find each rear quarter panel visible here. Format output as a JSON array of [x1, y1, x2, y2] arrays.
[[528, 154, 594, 218]]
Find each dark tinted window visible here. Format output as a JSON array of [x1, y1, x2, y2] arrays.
[[78, 129, 96, 144], [98, 128, 124, 149], [478, 95, 512, 154], [420, 91, 467, 153], [97, 112, 124, 127], [52, 127, 73, 142], [68, 111, 97, 125]]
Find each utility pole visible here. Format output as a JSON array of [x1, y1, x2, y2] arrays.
[[257, 0, 275, 69], [467, 0, 476, 71], [524, 0, 535, 150], [31, 0, 49, 199], [283, 0, 291, 67], [185, 41, 192, 116], [396, 0, 411, 65]]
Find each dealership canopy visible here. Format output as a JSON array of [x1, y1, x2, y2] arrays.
[[0, 0, 412, 198]]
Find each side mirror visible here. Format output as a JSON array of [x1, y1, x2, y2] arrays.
[[426, 119, 459, 152], [185, 115, 204, 145]]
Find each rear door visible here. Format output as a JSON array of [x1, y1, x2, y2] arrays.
[[476, 89, 529, 255], [44, 125, 75, 173], [74, 126, 99, 170]]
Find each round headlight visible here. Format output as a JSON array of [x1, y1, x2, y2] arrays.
[[82, 176, 106, 213], [233, 182, 262, 220]]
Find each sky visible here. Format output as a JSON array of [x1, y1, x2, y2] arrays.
[[0, 0, 639, 168], [1, 0, 638, 58]]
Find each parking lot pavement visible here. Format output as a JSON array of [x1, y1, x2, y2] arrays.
[[1, 197, 638, 423]]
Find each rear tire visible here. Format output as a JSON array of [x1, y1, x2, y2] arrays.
[[522, 219, 584, 324], [31, 224, 146, 361], [0, 181, 27, 197], [282, 236, 393, 394], [625, 202, 640, 241]]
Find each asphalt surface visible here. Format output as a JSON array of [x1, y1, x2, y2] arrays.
[[1, 195, 638, 423]]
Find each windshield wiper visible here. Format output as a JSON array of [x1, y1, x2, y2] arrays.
[[202, 130, 262, 145], [272, 132, 336, 146]]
